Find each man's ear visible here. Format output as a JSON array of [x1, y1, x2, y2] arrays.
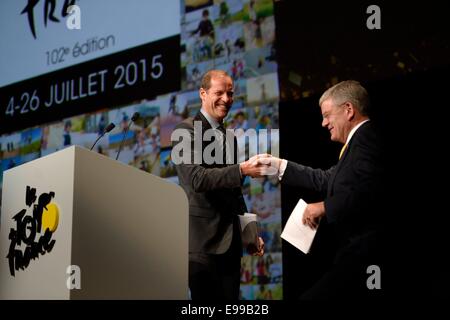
[[199, 88, 206, 100], [345, 102, 355, 120]]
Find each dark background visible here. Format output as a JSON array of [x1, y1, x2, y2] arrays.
[[275, 0, 449, 300]]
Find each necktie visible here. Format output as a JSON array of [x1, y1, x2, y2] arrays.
[[339, 143, 348, 160], [216, 124, 229, 164], [217, 124, 226, 136]]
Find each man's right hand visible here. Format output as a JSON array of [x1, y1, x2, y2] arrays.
[[240, 154, 280, 177]]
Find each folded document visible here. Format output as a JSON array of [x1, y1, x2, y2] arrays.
[[239, 213, 259, 254], [281, 199, 318, 254]]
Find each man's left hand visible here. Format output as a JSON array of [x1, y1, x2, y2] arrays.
[[251, 237, 265, 256], [302, 201, 325, 229]]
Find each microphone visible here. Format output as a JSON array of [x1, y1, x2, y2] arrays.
[[90, 122, 115, 151], [116, 112, 139, 160]]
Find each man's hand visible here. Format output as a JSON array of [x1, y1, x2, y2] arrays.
[[259, 155, 282, 175], [240, 154, 281, 177], [249, 236, 265, 256], [240, 154, 270, 177], [302, 201, 325, 229]]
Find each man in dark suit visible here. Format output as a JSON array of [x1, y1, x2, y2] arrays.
[[265, 80, 385, 299], [172, 70, 265, 300]]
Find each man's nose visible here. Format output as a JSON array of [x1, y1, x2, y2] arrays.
[[222, 94, 231, 103]]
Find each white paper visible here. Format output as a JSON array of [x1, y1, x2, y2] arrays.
[[239, 213, 257, 229], [281, 199, 318, 254], [239, 213, 259, 252]]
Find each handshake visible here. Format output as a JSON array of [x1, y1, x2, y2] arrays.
[[240, 154, 282, 178]]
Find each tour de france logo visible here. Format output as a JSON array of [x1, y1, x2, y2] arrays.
[[7, 186, 59, 276]]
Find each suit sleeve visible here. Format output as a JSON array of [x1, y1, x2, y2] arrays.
[[172, 121, 242, 192], [282, 161, 334, 195]]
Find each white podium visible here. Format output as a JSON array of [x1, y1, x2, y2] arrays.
[[0, 146, 188, 299]]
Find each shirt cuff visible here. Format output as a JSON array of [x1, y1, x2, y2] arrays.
[[278, 159, 288, 181]]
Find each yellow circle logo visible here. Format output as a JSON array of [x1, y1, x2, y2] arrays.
[[41, 203, 59, 232]]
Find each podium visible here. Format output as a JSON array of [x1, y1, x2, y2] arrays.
[[0, 146, 188, 299]]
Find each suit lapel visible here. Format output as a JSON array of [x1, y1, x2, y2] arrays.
[[195, 112, 228, 166], [327, 136, 353, 195], [327, 122, 371, 194], [195, 112, 212, 131], [195, 111, 238, 165]]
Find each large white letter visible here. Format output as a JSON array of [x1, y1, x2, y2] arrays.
[[203, 128, 223, 165], [66, 5, 81, 30], [366, 264, 381, 289], [171, 128, 192, 165], [66, 265, 81, 289], [366, 5, 381, 30], [235, 128, 258, 162], [193, 121, 203, 164]]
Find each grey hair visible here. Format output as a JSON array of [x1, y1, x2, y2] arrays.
[[319, 80, 370, 116]]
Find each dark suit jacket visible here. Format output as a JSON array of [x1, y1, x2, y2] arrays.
[[173, 112, 247, 255], [282, 121, 384, 260]]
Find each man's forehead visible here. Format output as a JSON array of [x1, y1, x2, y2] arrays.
[[320, 99, 332, 109], [211, 78, 233, 89], [211, 75, 232, 83]]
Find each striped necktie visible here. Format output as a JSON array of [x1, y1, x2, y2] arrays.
[[217, 124, 226, 136], [216, 124, 230, 164], [339, 143, 348, 160]]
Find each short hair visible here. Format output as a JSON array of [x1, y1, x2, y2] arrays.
[[319, 80, 370, 116], [200, 70, 232, 91]]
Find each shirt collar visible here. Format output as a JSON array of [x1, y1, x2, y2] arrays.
[[345, 119, 370, 145], [200, 108, 221, 129]]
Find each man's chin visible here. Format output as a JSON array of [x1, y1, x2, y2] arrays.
[[217, 109, 229, 118]]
